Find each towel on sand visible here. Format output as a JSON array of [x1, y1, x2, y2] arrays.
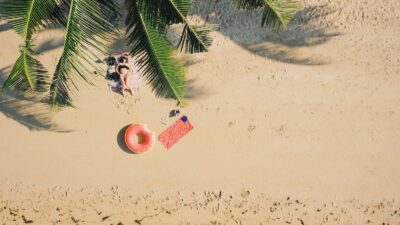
[[158, 116, 193, 149], [107, 52, 141, 93]]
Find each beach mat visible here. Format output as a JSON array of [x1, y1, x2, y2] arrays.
[[107, 52, 141, 93], [158, 116, 193, 149]]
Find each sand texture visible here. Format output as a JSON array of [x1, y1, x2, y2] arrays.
[[1, 183, 400, 225], [1, 0, 400, 224]]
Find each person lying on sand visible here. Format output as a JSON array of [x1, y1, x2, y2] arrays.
[[116, 64, 133, 96]]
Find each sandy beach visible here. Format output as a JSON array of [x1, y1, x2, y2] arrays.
[[1, 0, 400, 224]]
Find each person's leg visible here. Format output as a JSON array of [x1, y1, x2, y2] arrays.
[[119, 75, 125, 96], [125, 74, 133, 95]]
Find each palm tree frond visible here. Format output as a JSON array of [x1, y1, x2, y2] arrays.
[[50, 0, 118, 107], [1, 45, 48, 93], [261, 0, 299, 30], [134, 0, 187, 28], [0, 0, 56, 38], [47, 0, 70, 27], [97, 0, 121, 27], [165, 0, 214, 53], [178, 23, 215, 53], [135, 0, 214, 53], [233, 0, 264, 9], [126, 0, 186, 105], [233, 0, 299, 30], [0, 0, 55, 92]]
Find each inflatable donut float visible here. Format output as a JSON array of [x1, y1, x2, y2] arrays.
[[124, 124, 154, 154]]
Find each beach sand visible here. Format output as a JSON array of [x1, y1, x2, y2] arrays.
[[1, 0, 400, 224]]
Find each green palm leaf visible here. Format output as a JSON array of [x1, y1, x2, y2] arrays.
[[126, 0, 186, 105], [234, 0, 299, 30], [50, 0, 117, 107], [178, 23, 215, 53], [0, 0, 56, 92], [47, 0, 69, 27], [0, 0, 55, 38], [262, 0, 298, 30], [134, 0, 188, 28], [2, 45, 48, 92], [163, 0, 214, 53], [137, 0, 214, 53], [233, 0, 264, 9]]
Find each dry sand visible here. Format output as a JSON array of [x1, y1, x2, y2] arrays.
[[1, 0, 400, 224]]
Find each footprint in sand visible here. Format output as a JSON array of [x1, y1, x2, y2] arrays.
[[241, 190, 250, 198], [248, 124, 256, 132], [274, 125, 287, 135]]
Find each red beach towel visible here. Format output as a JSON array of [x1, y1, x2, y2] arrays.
[[158, 116, 193, 149]]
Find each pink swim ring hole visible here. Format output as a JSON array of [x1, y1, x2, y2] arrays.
[[124, 124, 154, 154]]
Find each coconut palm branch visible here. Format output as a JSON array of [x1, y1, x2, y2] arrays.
[[126, 0, 186, 105], [50, 0, 117, 107], [0, 0, 57, 92], [47, 0, 69, 26], [1, 0, 299, 108], [1, 46, 48, 92], [234, 0, 299, 30], [234, 0, 264, 9], [137, 0, 214, 53]]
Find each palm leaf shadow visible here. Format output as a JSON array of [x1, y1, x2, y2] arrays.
[[1, 0, 340, 110], [0, 14, 11, 32], [191, 0, 341, 65], [184, 79, 212, 100], [35, 34, 64, 53], [0, 66, 72, 132], [0, 23, 11, 32]]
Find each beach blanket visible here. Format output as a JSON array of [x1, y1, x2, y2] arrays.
[[107, 52, 141, 93], [158, 115, 193, 149]]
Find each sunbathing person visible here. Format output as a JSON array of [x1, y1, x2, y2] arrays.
[[116, 64, 133, 96]]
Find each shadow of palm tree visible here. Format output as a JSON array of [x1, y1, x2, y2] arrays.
[[184, 79, 213, 100], [0, 66, 72, 132], [2, 1, 340, 64], [191, 0, 340, 65], [35, 35, 64, 53], [1, 0, 340, 114], [0, 23, 11, 32], [0, 6, 12, 32]]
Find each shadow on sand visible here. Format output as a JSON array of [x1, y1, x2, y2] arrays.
[[2, 1, 340, 65], [36, 36, 64, 53], [0, 66, 72, 132], [184, 79, 212, 100], [117, 125, 135, 154], [0, 23, 11, 32], [0, 1, 340, 130], [192, 1, 341, 65]]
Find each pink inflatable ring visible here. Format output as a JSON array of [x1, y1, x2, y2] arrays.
[[124, 124, 154, 154]]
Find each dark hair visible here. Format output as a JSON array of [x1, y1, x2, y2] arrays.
[[104, 56, 117, 66], [107, 72, 120, 81], [118, 56, 129, 64], [117, 65, 130, 74]]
